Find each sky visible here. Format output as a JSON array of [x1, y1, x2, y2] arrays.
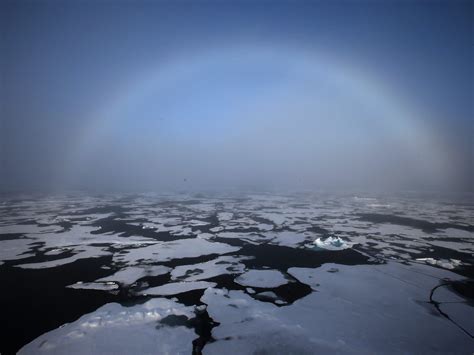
[[1, 0, 473, 193]]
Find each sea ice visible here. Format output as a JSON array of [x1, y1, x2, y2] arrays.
[[203, 262, 473, 354], [0, 239, 36, 262], [234, 269, 288, 288], [113, 238, 240, 265], [95, 265, 171, 285], [170, 255, 249, 282], [416, 257, 463, 270], [67, 281, 119, 291], [266, 231, 309, 247], [15, 247, 111, 269], [138, 281, 216, 296], [19, 298, 196, 355]]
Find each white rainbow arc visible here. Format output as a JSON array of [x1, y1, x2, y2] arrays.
[[63, 43, 455, 189]]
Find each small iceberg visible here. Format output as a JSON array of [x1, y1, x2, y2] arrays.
[[312, 236, 351, 251], [194, 304, 207, 314], [416, 257, 462, 270]]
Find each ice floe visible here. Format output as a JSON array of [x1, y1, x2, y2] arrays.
[[138, 281, 217, 296], [0, 239, 37, 262], [95, 265, 171, 285], [0, 224, 63, 235], [170, 255, 249, 282], [67, 281, 119, 291], [15, 248, 111, 269], [234, 269, 288, 288], [266, 231, 309, 247], [19, 298, 195, 354], [113, 238, 239, 265], [217, 212, 233, 221], [254, 291, 280, 301]]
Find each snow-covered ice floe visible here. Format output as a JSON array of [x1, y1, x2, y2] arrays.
[[138, 281, 217, 296], [95, 265, 171, 286], [67, 281, 119, 291], [234, 269, 289, 288], [113, 238, 240, 265], [170, 255, 249, 282], [18, 298, 196, 355]]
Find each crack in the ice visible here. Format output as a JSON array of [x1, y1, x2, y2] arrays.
[[429, 282, 473, 339]]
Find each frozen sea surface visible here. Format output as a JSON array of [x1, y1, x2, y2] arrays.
[[0, 192, 473, 354]]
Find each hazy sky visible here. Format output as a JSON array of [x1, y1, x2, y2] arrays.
[[1, 0, 472, 192]]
